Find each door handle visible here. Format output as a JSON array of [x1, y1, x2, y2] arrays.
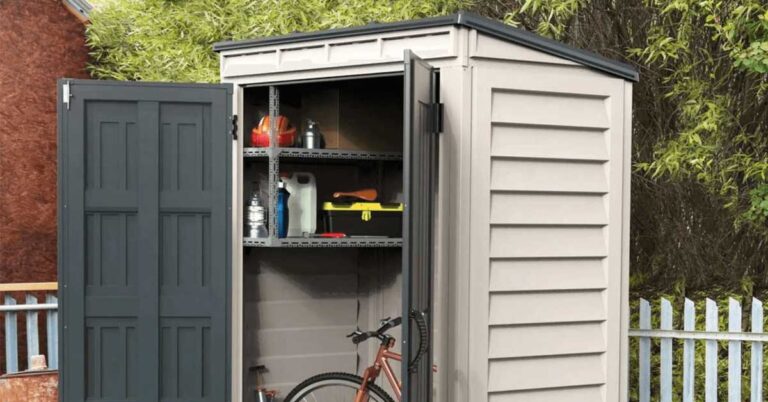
[[408, 309, 429, 372]]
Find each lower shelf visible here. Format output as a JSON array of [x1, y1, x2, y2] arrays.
[[243, 237, 403, 248]]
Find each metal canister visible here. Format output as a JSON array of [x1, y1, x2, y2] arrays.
[[255, 388, 276, 402], [247, 189, 268, 238], [302, 120, 324, 149]]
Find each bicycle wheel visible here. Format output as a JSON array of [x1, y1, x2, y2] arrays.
[[283, 372, 395, 402]]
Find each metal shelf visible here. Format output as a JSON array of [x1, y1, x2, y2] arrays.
[[243, 148, 269, 158], [243, 237, 402, 248], [244, 86, 403, 245], [242, 237, 270, 247], [243, 147, 402, 161]]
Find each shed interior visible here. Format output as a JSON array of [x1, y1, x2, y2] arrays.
[[240, 75, 408, 399]]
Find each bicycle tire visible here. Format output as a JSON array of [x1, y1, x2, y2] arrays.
[[283, 372, 395, 402]]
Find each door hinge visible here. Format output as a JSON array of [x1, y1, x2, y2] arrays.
[[62, 80, 71, 110], [432, 103, 443, 134], [231, 114, 238, 140]]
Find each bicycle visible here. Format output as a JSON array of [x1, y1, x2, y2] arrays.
[[283, 314, 431, 402]]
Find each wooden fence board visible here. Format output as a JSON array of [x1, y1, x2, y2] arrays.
[[728, 298, 741, 402], [705, 298, 719, 402], [751, 298, 763, 402], [683, 299, 695, 402], [4, 295, 18, 373], [46, 294, 58, 370], [639, 298, 651, 402]]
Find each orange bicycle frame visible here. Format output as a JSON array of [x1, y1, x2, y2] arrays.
[[354, 337, 437, 402], [355, 337, 402, 402]]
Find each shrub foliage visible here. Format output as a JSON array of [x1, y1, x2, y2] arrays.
[[88, 0, 768, 295], [86, 0, 471, 82]]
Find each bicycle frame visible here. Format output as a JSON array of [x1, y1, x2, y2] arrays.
[[355, 337, 403, 402]]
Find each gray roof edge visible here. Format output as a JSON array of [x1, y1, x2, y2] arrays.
[[64, 0, 93, 19], [213, 11, 638, 82], [457, 13, 638, 82]]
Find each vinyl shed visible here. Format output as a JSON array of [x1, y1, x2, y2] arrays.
[[58, 11, 636, 402]]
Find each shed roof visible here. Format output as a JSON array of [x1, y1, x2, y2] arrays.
[[213, 12, 638, 82], [62, 0, 92, 22]]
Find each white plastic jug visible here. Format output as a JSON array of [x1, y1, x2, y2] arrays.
[[282, 172, 317, 237]]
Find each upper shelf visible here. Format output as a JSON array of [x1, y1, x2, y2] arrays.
[[244, 147, 402, 161], [244, 237, 402, 248]]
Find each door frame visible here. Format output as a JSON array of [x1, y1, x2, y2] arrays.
[[228, 64, 444, 401]]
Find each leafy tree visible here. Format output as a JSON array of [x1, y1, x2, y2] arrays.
[[86, 0, 471, 83], [88, 0, 768, 294], [628, 1, 768, 231], [500, 0, 768, 228]]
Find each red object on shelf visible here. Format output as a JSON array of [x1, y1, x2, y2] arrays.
[[251, 115, 296, 147], [319, 232, 346, 238]]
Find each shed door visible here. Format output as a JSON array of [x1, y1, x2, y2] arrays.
[[402, 50, 438, 402], [58, 80, 232, 402]]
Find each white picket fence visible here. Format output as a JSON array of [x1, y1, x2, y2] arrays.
[[0, 282, 58, 374], [629, 297, 766, 402]]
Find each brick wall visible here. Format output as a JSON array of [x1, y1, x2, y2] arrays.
[[0, 0, 90, 374], [0, 0, 89, 283]]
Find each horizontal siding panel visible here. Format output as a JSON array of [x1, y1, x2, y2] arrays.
[[489, 322, 606, 358], [489, 385, 605, 402], [250, 299, 357, 329], [491, 124, 608, 161], [490, 193, 607, 225], [491, 159, 608, 193], [489, 290, 605, 325], [488, 353, 605, 392], [491, 90, 609, 129], [490, 226, 607, 258], [489, 258, 606, 292]]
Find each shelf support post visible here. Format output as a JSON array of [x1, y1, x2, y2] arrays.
[[268, 86, 280, 243]]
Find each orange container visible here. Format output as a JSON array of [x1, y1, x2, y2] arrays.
[[251, 115, 296, 147]]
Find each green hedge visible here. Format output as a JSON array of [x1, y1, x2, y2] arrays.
[[86, 0, 472, 82]]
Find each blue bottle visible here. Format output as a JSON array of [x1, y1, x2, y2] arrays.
[[277, 180, 290, 238]]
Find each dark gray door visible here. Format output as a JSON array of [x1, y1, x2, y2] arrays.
[[402, 50, 438, 402], [58, 80, 232, 402]]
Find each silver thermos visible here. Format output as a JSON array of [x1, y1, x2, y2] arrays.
[[255, 388, 275, 402], [302, 120, 324, 149], [246, 188, 268, 238]]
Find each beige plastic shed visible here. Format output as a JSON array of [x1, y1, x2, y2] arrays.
[[212, 11, 636, 402], [57, 11, 635, 402]]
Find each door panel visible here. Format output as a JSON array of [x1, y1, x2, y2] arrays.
[[58, 80, 232, 402], [402, 50, 438, 402]]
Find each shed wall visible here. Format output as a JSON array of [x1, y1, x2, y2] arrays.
[[467, 35, 630, 402], [219, 25, 632, 402]]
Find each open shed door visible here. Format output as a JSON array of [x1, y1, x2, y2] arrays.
[[402, 50, 438, 402], [58, 80, 232, 402]]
